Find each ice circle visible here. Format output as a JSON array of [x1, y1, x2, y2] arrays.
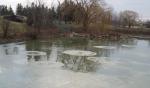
[[26, 51, 47, 56], [93, 46, 116, 49], [121, 45, 135, 48], [62, 50, 96, 57]]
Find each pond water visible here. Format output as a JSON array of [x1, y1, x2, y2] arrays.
[[0, 38, 150, 88]]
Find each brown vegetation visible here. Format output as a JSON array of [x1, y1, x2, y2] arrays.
[[0, 0, 147, 43]]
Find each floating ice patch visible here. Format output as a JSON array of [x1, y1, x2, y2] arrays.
[[26, 51, 46, 56], [93, 46, 116, 49], [87, 57, 101, 62], [16, 42, 25, 45], [62, 50, 96, 56], [121, 45, 135, 48], [26, 51, 47, 62]]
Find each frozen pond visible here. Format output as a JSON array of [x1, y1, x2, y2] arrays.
[[0, 38, 150, 88]]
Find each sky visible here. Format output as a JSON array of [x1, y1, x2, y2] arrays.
[[105, 0, 150, 20], [0, 0, 150, 20]]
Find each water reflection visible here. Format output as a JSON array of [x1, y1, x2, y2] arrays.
[[27, 55, 47, 62], [49, 44, 58, 62], [0, 38, 150, 88], [94, 48, 115, 57], [4, 48, 9, 55], [59, 54, 99, 72], [24, 37, 138, 71], [13, 47, 19, 54], [1, 44, 19, 55]]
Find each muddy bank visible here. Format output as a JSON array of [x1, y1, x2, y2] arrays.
[[112, 27, 150, 35], [2, 27, 150, 44]]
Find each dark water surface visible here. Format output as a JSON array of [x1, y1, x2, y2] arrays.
[[0, 38, 150, 88]]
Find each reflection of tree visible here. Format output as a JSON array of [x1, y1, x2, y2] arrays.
[[58, 54, 99, 72], [4, 48, 9, 55], [3, 45, 19, 55], [26, 40, 53, 59], [58, 37, 88, 50], [27, 55, 47, 62], [117, 38, 137, 48], [60, 38, 88, 48], [26, 40, 43, 51], [94, 49, 115, 57], [148, 40, 150, 46], [13, 47, 18, 54], [49, 44, 59, 62], [88, 39, 117, 57]]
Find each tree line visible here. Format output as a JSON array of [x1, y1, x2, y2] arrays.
[[0, 0, 141, 30], [15, 0, 113, 32], [0, 5, 14, 16], [1, 0, 150, 39]]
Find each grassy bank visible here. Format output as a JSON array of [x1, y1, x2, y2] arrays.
[[0, 16, 27, 37], [112, 27, 150, 35], [1, 16, 150, 44]]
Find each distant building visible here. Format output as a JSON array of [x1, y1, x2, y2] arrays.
[[3, 15, 27, 23]]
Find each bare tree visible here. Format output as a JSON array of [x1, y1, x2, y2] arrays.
[[56, 0, 112, 32], [120, 10, 139, 28], [99, 7, 113, 31], [74, 0, 105, 31], [57, 0, 62, 24], [1, 19, 10, 38]]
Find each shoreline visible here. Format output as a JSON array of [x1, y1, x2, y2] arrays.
[[0, 32, 150, 44]]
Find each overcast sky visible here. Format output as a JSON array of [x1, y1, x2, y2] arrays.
[[0, 0, 150, 20], [105, 0, 150, 20]]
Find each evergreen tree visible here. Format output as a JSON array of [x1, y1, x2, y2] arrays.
[[16, 3, 23, 15], [8, 6, 14, 15], [0, 5, 14, 15]]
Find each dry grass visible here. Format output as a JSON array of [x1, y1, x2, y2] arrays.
[[0, 16, 27, 37]]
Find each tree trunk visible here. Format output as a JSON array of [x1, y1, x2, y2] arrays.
[[82, 15, 89, 32], [2, 20, 10, 38], [128, 23, 131, 28], [3, 28, 8, 38], [83, 22, 88, 32]]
